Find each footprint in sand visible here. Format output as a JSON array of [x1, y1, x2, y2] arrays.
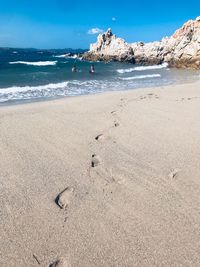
[[147, 93, 154, 96], [120, 97, 128, 103], [111, 108, 121, 124], [168, 169, 180, 179], [91, 154, 101, 167], [49, 257, 70, 267], [95, 134, 104, 141], [116, 98, 127, 108], [139, 95, 149, 100], [55, 187, 74, 209]]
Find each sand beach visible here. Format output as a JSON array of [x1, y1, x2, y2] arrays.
[[1, 81, 200, 266]]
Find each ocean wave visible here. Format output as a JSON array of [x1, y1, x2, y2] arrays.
[[71, 54, 78, 59], [119, 74, 161, 80], [0, 79, 113, 102], [9, 61, 57, 66], [117, 63, 168, 73], [53, 54, 69, 58], [67, 54, 83, 60], [0, 82, 70, 95], [0, 80, 100, 103], [0, 74, 162, 103], [53, 54, 79, 59]]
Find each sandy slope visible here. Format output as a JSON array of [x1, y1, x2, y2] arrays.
[[1, 82, 200, 266]]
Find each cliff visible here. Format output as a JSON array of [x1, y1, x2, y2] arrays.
[[83, 17, 200, 69]]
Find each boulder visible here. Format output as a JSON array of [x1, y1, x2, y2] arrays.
[[84, 28, 134, 63]]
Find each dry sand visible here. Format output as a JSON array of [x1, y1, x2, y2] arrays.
[[0, 81, 200, 266]]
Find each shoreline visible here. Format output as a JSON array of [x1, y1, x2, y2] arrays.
[[0, 78, 199, 108], [1, 80, 200, 266]]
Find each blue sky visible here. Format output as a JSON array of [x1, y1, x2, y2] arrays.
[[0, 0, 200, 49]]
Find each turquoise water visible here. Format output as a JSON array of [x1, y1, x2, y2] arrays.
[[0, 48, 199, 104]]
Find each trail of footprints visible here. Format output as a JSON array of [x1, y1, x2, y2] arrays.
[[48, 100, 123, 265], [49, 99, 123, 267], [89, 100, 125, 187], [139, 93, 159, 100], [176, 96, 200, 102], [48, 95, 181, 266]]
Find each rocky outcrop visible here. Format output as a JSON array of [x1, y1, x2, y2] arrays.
[[84, 28, 135, 63], [164, 16, 200, 68], [83, 17, 200, 69]]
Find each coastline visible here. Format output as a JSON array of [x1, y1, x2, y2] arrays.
[[0, 75, 199, 108], [1, 47, 200, 105], [1, 81, 200, 266]]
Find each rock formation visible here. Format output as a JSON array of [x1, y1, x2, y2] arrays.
[[85, 28, 134, 62], [83, 17, 200, 69]]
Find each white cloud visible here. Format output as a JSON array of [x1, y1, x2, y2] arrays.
[[87, 28, 104, 35], [112, 17, 116, 21]]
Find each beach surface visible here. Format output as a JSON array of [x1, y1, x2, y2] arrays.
[[1, 81, 200, 266]]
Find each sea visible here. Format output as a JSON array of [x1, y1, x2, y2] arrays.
[[0, 48, 199, 105]]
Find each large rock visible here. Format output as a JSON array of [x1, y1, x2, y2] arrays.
[[84, 28, 134, 63], [165, 17, 200, 68], [83, 16, 200, 69]]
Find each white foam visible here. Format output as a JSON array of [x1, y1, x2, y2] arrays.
[[53, 54, 70, 58], [119, 74, 161, 80], [67, 54, 79, 59], [72, 54, 78, 59], [53, 54, 82, 60], [0, 82, 70, 95], [0, 80, 102, 103], [117, 62, 168, 73], [0, 74, 162, 103], [9, 61, 57, 66]]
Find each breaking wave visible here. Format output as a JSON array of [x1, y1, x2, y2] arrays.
[[0, 82, 70, 95], [0, 80, 104, 103], [0, 74, 163, 103], [9, 61, 57, 66], [53, 54, 79, 59], [53, 54, 69, 58], [117, 63, 168, 73], [119, 74, 161, 80]]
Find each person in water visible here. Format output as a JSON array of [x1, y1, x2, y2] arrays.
[[72, 64, 77, 72], [89, 64, 95, 73]]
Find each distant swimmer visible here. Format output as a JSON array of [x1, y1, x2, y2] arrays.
[[89, 64, 95, 74], [72, 64, 77, 72]]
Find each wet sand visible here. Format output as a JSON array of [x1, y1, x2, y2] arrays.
[[1, 81, 200, 266]]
